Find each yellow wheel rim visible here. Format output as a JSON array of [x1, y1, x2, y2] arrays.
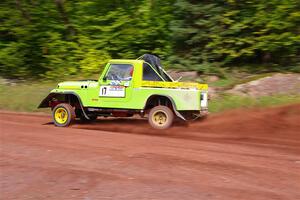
[[54, 107, 69, 124], [152, 110, 167, 127]]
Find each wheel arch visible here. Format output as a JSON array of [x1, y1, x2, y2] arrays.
[[38, 92, 90, 119], [143, 94, 186, 120]]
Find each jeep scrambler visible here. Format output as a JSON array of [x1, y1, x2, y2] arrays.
[[38, 54, 208, 129]]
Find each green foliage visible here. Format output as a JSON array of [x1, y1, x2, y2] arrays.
[[0, 0, 299, 79], [0, 0, 175, 79], [170, 0, 300, 72]]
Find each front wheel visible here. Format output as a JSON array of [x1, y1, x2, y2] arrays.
[[52, 103, 75, 127], [148, 106, 174, 129]]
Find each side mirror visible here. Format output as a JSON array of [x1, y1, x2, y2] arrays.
[[103, 76, 107, 82]]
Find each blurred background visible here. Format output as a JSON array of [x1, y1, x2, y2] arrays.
[[0, 0, 299, 112]]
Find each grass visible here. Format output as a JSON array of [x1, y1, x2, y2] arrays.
[[0, 82, 56, 112], [209, 94, 300, 113], [1, 81, 299, 113]]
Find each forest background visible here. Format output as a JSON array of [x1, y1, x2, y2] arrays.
[[1, 0, 299, 80]]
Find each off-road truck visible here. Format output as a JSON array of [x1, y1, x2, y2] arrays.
[[38, 54, 208, 129]]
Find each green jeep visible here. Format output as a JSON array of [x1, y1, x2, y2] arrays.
[[38, 54, 208, 129]]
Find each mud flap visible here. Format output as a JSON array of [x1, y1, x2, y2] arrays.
[[174, 110, 187, 121]]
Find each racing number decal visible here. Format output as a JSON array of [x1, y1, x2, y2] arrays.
[[101, 87, 107, 95], [99, 86, 125, 97]]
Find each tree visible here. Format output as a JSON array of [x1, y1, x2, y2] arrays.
[[170, 0, 300, 72]]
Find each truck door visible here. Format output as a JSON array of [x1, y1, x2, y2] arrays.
[[97, 63, 134, 107]]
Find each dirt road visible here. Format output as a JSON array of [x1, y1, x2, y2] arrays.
[[1, 104, 300, 200]]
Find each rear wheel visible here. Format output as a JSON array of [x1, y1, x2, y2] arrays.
[[52, 103, 75, 127], [148, 106, 174, 129]]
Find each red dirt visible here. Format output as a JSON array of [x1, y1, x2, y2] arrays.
[[1, 104, 300, 200]]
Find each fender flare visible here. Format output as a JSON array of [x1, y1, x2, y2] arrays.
[[38, 92, 90, 120], [143, 94, 186, 121]]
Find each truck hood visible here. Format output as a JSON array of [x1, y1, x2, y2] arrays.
[[57, 80, 97, 90]]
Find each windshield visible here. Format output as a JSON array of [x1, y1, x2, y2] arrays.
[[106, 64, 133, 81]]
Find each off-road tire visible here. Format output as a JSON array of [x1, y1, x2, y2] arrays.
[[148, 106, 174, 129], [52, 103, 75, 127]]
